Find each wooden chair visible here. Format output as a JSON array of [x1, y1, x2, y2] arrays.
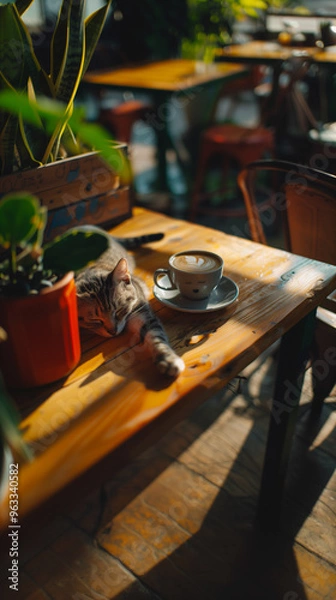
[[189, 66, 275, 221], [98, 99, 153, 145], [188, 55, 320, 222], [237, 158, 336, 414]]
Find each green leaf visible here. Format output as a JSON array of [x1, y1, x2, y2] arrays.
[[83, 1, 112, 75], [54, 0, 85, 106], [16, 117, 43, 170], [0, 373, 32, 462], [0, 91, 132, 181], [0, 90, 67, 164], [0, 4, 26, 90], [15, 0, 35, 16], [0, 1, 115, 174], [43, 230, 109, 273], [0, 4, 41, 93], [0, 117, 19, 177], [50, 0, 72, 87], [10, 3, 42, 93], [71, 120, 132, 184], [0, 88, 42, 128], [0, 193, 40, 248], [23, 204, 47, 251]]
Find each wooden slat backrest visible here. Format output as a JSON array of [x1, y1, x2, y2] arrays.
[[238, 159, 336, 266], [285, 182, 336, 265]]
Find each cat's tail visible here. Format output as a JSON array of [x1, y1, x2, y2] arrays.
[[115, 233, 164, 249]]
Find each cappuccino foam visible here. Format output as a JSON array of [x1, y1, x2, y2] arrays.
[[172, 253, 221, 273]]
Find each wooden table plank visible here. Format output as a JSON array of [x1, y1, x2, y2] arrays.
[[218, 40, 336, 66], [1, 208, 336, 527], [84, 59, 246, 92]]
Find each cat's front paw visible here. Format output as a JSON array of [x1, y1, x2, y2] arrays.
[[156, 353, 185, 378]]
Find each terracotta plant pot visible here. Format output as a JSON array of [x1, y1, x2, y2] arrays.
[[0, 272, 81, 389]]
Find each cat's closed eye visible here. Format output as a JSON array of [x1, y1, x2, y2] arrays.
[[86, 318, 104, 325]]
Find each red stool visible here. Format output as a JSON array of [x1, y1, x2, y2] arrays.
[[98, 99, 153, 145], [189, 123, 275, 220]]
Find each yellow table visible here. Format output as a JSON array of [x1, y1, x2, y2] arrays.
[[1, 208, 336, 530], [219, 39, 336, 67], [84, 59, 248, 193], [219, 40, 336, 126]]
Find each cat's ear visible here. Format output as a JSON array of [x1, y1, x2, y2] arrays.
[[112, 258, 132, 285]]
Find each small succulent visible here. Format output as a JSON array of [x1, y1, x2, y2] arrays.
[[0, 192, 109, 297]]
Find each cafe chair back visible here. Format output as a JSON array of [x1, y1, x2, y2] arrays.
[[189, 66, 275, 221], [237, 158, 336, 413], [99, 99, 153, 145]]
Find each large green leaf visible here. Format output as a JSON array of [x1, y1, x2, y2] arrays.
[[15, 0, 35, 15], [17, 115, 45, 168], [0, 89, 66, 165], [0, 91, 132, 181], [72, 118, 132, 184], [1, 115, 37, 175], [0, 4, 41, 92], [43, 230, 109, 273], [0, 193, 40, 248], [0, 1, 113, 175], [0, 89, 45, 129], [50, 0, 72, 88], [83, 1, 112, 75], [11, 4, 44, 95], [54, 0, 85, 106], [48, 1, 85, 159], [0, 76, 20, 175], [0, 373, 32, 462], [0, 5, 26, 90], [0, 4, 49, 170]]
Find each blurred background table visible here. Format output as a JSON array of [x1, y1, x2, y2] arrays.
[[219, 39, 336, 67], [219, 40, 336, 123], [84, 59, 248, 196]]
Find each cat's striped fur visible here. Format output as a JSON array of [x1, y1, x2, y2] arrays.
[[75, 227, 184, 377]]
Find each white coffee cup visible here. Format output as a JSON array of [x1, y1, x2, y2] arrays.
[[154, 250, 223, 300]]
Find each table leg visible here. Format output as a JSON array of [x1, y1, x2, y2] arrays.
[[153, 117, 168, 192], [153, 79, 234, 195], [256, 310, 316, 530], [153, 96, 190, 194]]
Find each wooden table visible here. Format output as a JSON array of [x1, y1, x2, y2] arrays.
[[1, 208, 336, 531], [84, 59, 247, 193], [219, 40, 336, 126], [219, 39, 336, 67]]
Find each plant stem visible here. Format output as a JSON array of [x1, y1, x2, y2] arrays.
[[10, 246, 17, 283]]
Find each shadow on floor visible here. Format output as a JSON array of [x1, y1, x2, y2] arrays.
[[87, 348, 336, 600]]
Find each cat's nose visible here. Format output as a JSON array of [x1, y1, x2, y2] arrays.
[[193, 289, 199, 294]]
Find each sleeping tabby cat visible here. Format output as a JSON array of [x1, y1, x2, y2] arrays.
[[75, 227, 185, 377]]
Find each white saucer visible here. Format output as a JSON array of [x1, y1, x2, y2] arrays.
[[153, 275, 239, 313]]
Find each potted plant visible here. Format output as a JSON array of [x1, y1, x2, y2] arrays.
[[0, 0, 132, 236], [0, 191, 110, 388], [182, 1, 291, 53]]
